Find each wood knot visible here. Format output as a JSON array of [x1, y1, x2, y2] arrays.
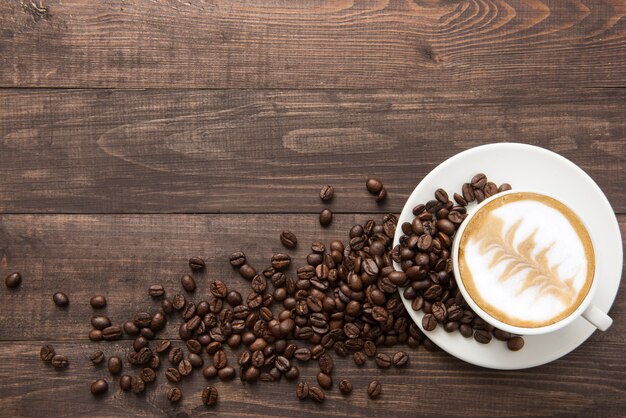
[[423, 46, 442, 63]]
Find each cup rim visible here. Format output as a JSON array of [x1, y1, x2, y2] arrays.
[[452, 189, 598, 336]]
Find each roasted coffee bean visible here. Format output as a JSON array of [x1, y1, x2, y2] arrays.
[[392, 351, 409, 367], [52, 292, 70, 308], [167, 387, 182, 403], [156, 339, 171, 354], [40, 344, 56, 362], [5, 272, 21, 288], [188, 353, 204, 368], [51, 354, 68, 369], [90, 379, 108, 396], [210, 280, 228, 298], [165, 367, 182, 383], [484, 181, 498, 197], [462, 183, 475, 202], [474, 329, 492, 344], [459, 324, 473, 338], [367, 380, 382, 399], [493, 329, 512, 341], [243, 366, 261, 382], [226, 291, 243, 307], [376, 188, 387, 202], [499, 183, 512, 192], [507, 336, 525, 351], [131, 376, 145, 394], [471, 173, 487, 189], [90, 295, 107, 309], [102, 326, 122, 341], [294, 347, 311, 362], [275, 356, 291, 373], [239, 264, 257, 280], [251, 275, 268, 294], [107, 356, 122, 374], [375, 353, 391, 368], [317, 371, 333, 389], [189, 256, 206, 271], [206, 341, 222, 355], [169, 347, 184, 365], [89, 329, 103, 341], [366, 178, 383, 194], [280, 230, 298, 248], [422, 314, 437, 331], [309, 386, 325, 403], [435, 188, 449, 203], [213, 350, 228, 369], [89, 350, 104, 365], [453, 192, 467, 206], [339, 379, 353, 395], [180, 274, 196, 292], [319, 209, 333, 227], [91, 316, 111, 330], [201, 365, 217, 379], [431, 301, 447, 321], [353, 351, 366, 366], [149, 355, 161, 370], [119, 375, 132, 391], [133, 311, 152, 328], [318, 353, 334, 374], [122, 321, 139, 336], [230, 251, 247, 268], [319, 185, 334, 201], [296, 381, 309, 400], [363, 340, 377, 357], [138, 368, 156, 384], [475, 188, 485, 203], [271, 253, 291, 270], [185, 339, 201, 354], [218, 366, 236, 381], [148, 284, 165, 298], [202, 385, 218, 406], [136, 347, 153, 365], [178, 359, 193, 376], [161, 298, 174, 314]]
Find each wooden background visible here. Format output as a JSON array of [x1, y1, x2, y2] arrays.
[[1, 0, 625, 416]]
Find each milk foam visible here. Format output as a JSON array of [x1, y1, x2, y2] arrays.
[[462, 197, 591, 326]]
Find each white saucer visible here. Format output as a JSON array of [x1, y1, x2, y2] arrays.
[[393, 143, 623, 369]]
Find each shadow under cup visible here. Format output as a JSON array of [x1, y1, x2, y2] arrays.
[[451, 190, 610, 336]]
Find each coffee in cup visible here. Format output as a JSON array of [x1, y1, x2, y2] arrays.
[[457, 191, 594, 329]]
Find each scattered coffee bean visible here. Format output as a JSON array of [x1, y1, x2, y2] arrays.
[[5, 272, 21, 288], [229, 251, 247, 268], [90, 295, 107, 309], [165, 367, 182, 383], [422, 314, 437, 331], [296, 381, 309, 400], [119, 375, 132, 391], [210, 280, 228, 298], [90, 379, 108, 395], [88, 329, 103, 342], [392, 351, 409, 367], [376, 188, 387, 203], [366, 178, 383, 194], [181, 274, 196, 292], [141, 367, 157, 382], [167, 387, 182, 403], [51, 354, 68, 369], [319, 185, 334, 202], [148, 284, 165, 298], [131, 376, 145, 394], [189, 256, 206, 271], [317, 371, 332, 390], [367, 380, 382, 399], [319, 209, 333, 227], [507, 336, 525, 351], [339, 379, 353, 395], [40, 344, 55, 362], [218, 366, 236, 381], [353, 351, 366, 366], [474, 329, 492, 344], [375, 353, 391, 369], [53, 292, 69, 307], [108, 356, 123, 374], [102, 326, 122, 341], [309, 386, 325, 403], [202, 386, 219, 407]]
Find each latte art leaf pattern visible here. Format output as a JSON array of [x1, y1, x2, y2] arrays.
[[477, 217, 577, 305]]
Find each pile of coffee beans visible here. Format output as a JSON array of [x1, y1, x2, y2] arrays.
[[394, 174, 524, 350], [22, 175, 526, 410]]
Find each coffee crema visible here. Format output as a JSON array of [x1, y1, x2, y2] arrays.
[[458, 192, 594, 328]]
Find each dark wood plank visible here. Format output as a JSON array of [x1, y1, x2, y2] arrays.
[[1, 0, 625, 89], [1, 88, 625, 214], [0, 340, 624, 417], [1, 214, 624, 342]]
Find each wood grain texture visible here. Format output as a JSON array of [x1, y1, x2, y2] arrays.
[[1, 340, 625, 417], [0, 214, 624, 342], [1, 88, 625, 214], [1, 0, 625, 89]]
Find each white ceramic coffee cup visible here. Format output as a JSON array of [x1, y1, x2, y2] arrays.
[[452, 189, 612, 336]]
